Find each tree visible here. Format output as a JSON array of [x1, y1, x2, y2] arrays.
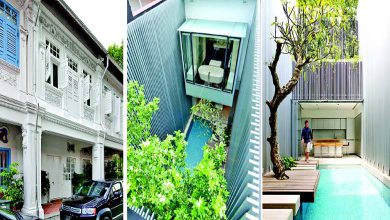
[[267, 0, 358, 179], [127, 81, 159, 148], [127, 81, 228, 219], [108, 42, 123, 68]]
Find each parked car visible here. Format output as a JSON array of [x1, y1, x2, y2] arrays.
[[60, 180, 123, 220], [0, 208, 37, 220]]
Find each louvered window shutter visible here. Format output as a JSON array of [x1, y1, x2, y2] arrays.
[[0, 2, 19, 67], [45, 44, 51, 81], [0, 18, 4, 58], [114, 96, 121, 133], [90, 82, 99, 107], [5, 23, 18, 66], [104, 90, 112, 115], [83, 74, 90, 102], [59, 58, 69, 88]]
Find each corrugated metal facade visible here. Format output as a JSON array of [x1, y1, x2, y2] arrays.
[[292, 61, 363, 101], [127, 0, 192, 139], [225, 3, 261, 219], [358, 0, 390, 177]]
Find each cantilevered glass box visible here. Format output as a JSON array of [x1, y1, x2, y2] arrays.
[[178, 19, 247, 106]]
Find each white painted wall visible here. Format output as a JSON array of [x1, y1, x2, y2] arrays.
[[358, 0, 390, 175]]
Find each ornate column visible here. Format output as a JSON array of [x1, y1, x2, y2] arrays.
[[92, 133, 105, 180], [21, 121, 44, 218]]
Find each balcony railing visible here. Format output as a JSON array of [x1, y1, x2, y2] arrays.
[[292, 61, 362, 100]]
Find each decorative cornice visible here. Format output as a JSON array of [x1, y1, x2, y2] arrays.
[[39, 14, 98, 72], [105, 134, 123, 144], [0, 93, 30, 113], [40, 111, 99, 136]]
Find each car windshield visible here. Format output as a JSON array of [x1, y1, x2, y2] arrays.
[[76, 181, 110, 197]]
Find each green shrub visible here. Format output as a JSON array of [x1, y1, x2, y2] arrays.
[[0, 163, 23, 209], [282, 156, 297, 170]]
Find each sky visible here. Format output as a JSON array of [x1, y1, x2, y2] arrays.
[[63, 0, 126, 49]]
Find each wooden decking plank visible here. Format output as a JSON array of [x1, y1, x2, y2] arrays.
[[262, 170, 320, 203]]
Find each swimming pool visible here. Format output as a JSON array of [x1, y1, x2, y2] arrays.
[[296, 165, 390, 219], [185, 119, 212, 169]]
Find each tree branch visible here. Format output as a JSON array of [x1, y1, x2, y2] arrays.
[[268, 42, 283, 93]]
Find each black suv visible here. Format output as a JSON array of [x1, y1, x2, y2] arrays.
[[60, 180, 123, 220]]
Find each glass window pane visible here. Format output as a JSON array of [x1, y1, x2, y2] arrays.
[[181, 33, 193, 83], [53, 63, 58, 88], [224, 38, 240, 92], [191, 34, 227, 89]]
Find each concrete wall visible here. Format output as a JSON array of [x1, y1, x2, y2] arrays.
[[261, 0, 293, 172], [358, 0, 390, 176]]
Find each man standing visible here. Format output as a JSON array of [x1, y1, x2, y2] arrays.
[[301, 120, 313, 162]]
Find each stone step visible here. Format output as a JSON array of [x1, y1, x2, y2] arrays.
[[291, 165, 317, 170], [262, 195, 300, 215], [262, 209, 293, 220]]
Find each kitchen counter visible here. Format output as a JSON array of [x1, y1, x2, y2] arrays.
[[312, 139, 345, 157]]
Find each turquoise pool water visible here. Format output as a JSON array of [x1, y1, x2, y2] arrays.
[[296, 165, 390, 220], [185, 120, 212, 169]]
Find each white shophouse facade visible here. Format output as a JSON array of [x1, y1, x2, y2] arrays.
[[0, 0, 123, 218]]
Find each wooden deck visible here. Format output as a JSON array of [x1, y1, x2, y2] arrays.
[[263, 170, 320, 202]]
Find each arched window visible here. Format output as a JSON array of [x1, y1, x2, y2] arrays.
[[0, 1, 19, 67]]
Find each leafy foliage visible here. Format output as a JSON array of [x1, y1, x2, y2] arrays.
[[127, 81, 159, 148], [72, 163, 92, 193], [0, 163, 23, 209], [282, 156, 297, 170], [128, 82, 228, 219], [107, 42, 123, 68], [72, 173, 89, 193], [276, 0, 359, 62], [105, 154, 123, 179], [191, 99, 227, 143]]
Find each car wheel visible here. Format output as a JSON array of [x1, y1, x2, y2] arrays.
[[102, 215, 111, 220]]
